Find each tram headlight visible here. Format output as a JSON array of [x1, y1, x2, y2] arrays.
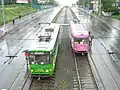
[[80, 41, 84, 44], [75, 42, 78, 44], [31, 69, 34, 72], [31, 62, 34, 64], [46, 70, 49, 72], [41, 62, 44, 64], [50, 69, 52, 71]]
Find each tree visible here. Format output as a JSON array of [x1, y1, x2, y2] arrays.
[[0, 0, 16, 5], [101, 0, 116, 12], [76, 0, 92, 9], [49, 0, 54, 5]]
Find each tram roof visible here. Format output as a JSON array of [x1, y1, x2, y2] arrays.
[[70, 23, 87, 31], [70, 23, 89, 38], [25, 23, 60, 52]]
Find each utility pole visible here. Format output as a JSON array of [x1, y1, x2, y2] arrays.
[[30, 0, 33, 20], [1, 0, 17, 59], [87, 0, 89, 13], [31, 0, 32, 8], [99, 0, 101, 16], [79, 0, 80, 7], [1, 0, 6, 34], [1, 0, 10, 56], [83, 0, 84, 8], [11, 0, 12, 3]]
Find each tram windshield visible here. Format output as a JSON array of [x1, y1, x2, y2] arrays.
[[74, 38, 89, 44], [28, 52, 50, 64]]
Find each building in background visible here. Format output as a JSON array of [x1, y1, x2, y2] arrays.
[[16, 0, 50, 4], [38, 0, 49, 4], [16, 0, 29, 3], [91, 0, 99, 12]]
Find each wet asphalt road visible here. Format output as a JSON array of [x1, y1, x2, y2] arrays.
[[0, 8, 54, 63], [100, 16, 120, 30], [0, 7, 61, 89], [0, 6, 120, 90]]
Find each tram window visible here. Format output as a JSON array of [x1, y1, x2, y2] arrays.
[[29, 55, 34, 61], [45, 28, 54, 32], [74, 38, 89, 44], [39, 33, 51, 42], [35, 54, 50, 64], [28, 52, 50, 64], [29, 54, 35, 64]]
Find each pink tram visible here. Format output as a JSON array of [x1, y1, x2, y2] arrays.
[[70, 21, 92, 54]]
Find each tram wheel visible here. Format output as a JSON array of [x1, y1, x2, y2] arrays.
[[85, 53, 88, 56]]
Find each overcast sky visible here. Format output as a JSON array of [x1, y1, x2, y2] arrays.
[[55, 0, 78, 6], [16, 0, 78, 6]]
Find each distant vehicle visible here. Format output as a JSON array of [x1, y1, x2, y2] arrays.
[[72, 19, 78, 23], [72, 4, 76, 7], [23, 23, 60, 77], [70, 21, 93, 54]]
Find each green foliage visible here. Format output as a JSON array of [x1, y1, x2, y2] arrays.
[[0, 0, 16, 5], [0, 4, 37, 25], [110, 6, 119, 12], [76, 0, 82, 6], [48, 0, 55, 5], [112, 15, 120, 20], [76, 0, 87, 6], [32, 0, 38, 3], [101, 0, 118, 12], [76, 0, 92, 8], [102, 5, 118, 12]]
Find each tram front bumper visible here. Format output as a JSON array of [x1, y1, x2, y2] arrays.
[[73, 48, 88, 53], [30, 69, 53, 77]]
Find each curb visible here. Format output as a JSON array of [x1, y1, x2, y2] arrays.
[[51, 7, 64, 23], [88, 53, 105, 90]]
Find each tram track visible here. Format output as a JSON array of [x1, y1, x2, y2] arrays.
[[29, 72, 56, 90], [22, 61, 58, 90], [29, 7, 69, 90], [67, 8, 107, 90], [69, 9, 99, 90], [22, 7, 99, 90], [21, 7, 67, 90], [81, 10, 120, 89], [68, 7, 120, 90], [72, 54, 98, 90]]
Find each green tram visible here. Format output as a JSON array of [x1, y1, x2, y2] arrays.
[[23, 23, 60, 77]]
